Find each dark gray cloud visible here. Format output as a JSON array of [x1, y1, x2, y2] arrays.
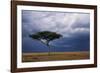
[[22, 10, 90, 52], [22, 10, 90, 38]]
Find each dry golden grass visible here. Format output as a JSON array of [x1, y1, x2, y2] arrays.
[[22, 51, 90, 62]]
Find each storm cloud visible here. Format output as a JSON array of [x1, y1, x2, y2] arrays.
[[22, 10, 90, 52]]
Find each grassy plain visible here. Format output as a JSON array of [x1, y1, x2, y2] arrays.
[[22, 51, 89, 62]]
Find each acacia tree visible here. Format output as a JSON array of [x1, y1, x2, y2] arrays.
[[29, 31, 62, 55]]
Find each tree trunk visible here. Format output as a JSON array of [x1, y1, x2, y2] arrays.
[[40, 40, 51, 56], [47, 42, 51, 56]]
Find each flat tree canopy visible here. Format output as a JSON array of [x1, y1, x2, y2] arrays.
[[29, 31, 62, 46]]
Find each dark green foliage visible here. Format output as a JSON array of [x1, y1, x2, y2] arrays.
[[29, 34, 40, 40], [29, 31, 62, 42]]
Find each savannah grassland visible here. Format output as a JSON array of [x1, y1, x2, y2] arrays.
[[22, 51, 89, 62]]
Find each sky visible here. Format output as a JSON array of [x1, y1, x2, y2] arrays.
[[22, 10, 90, 53]]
